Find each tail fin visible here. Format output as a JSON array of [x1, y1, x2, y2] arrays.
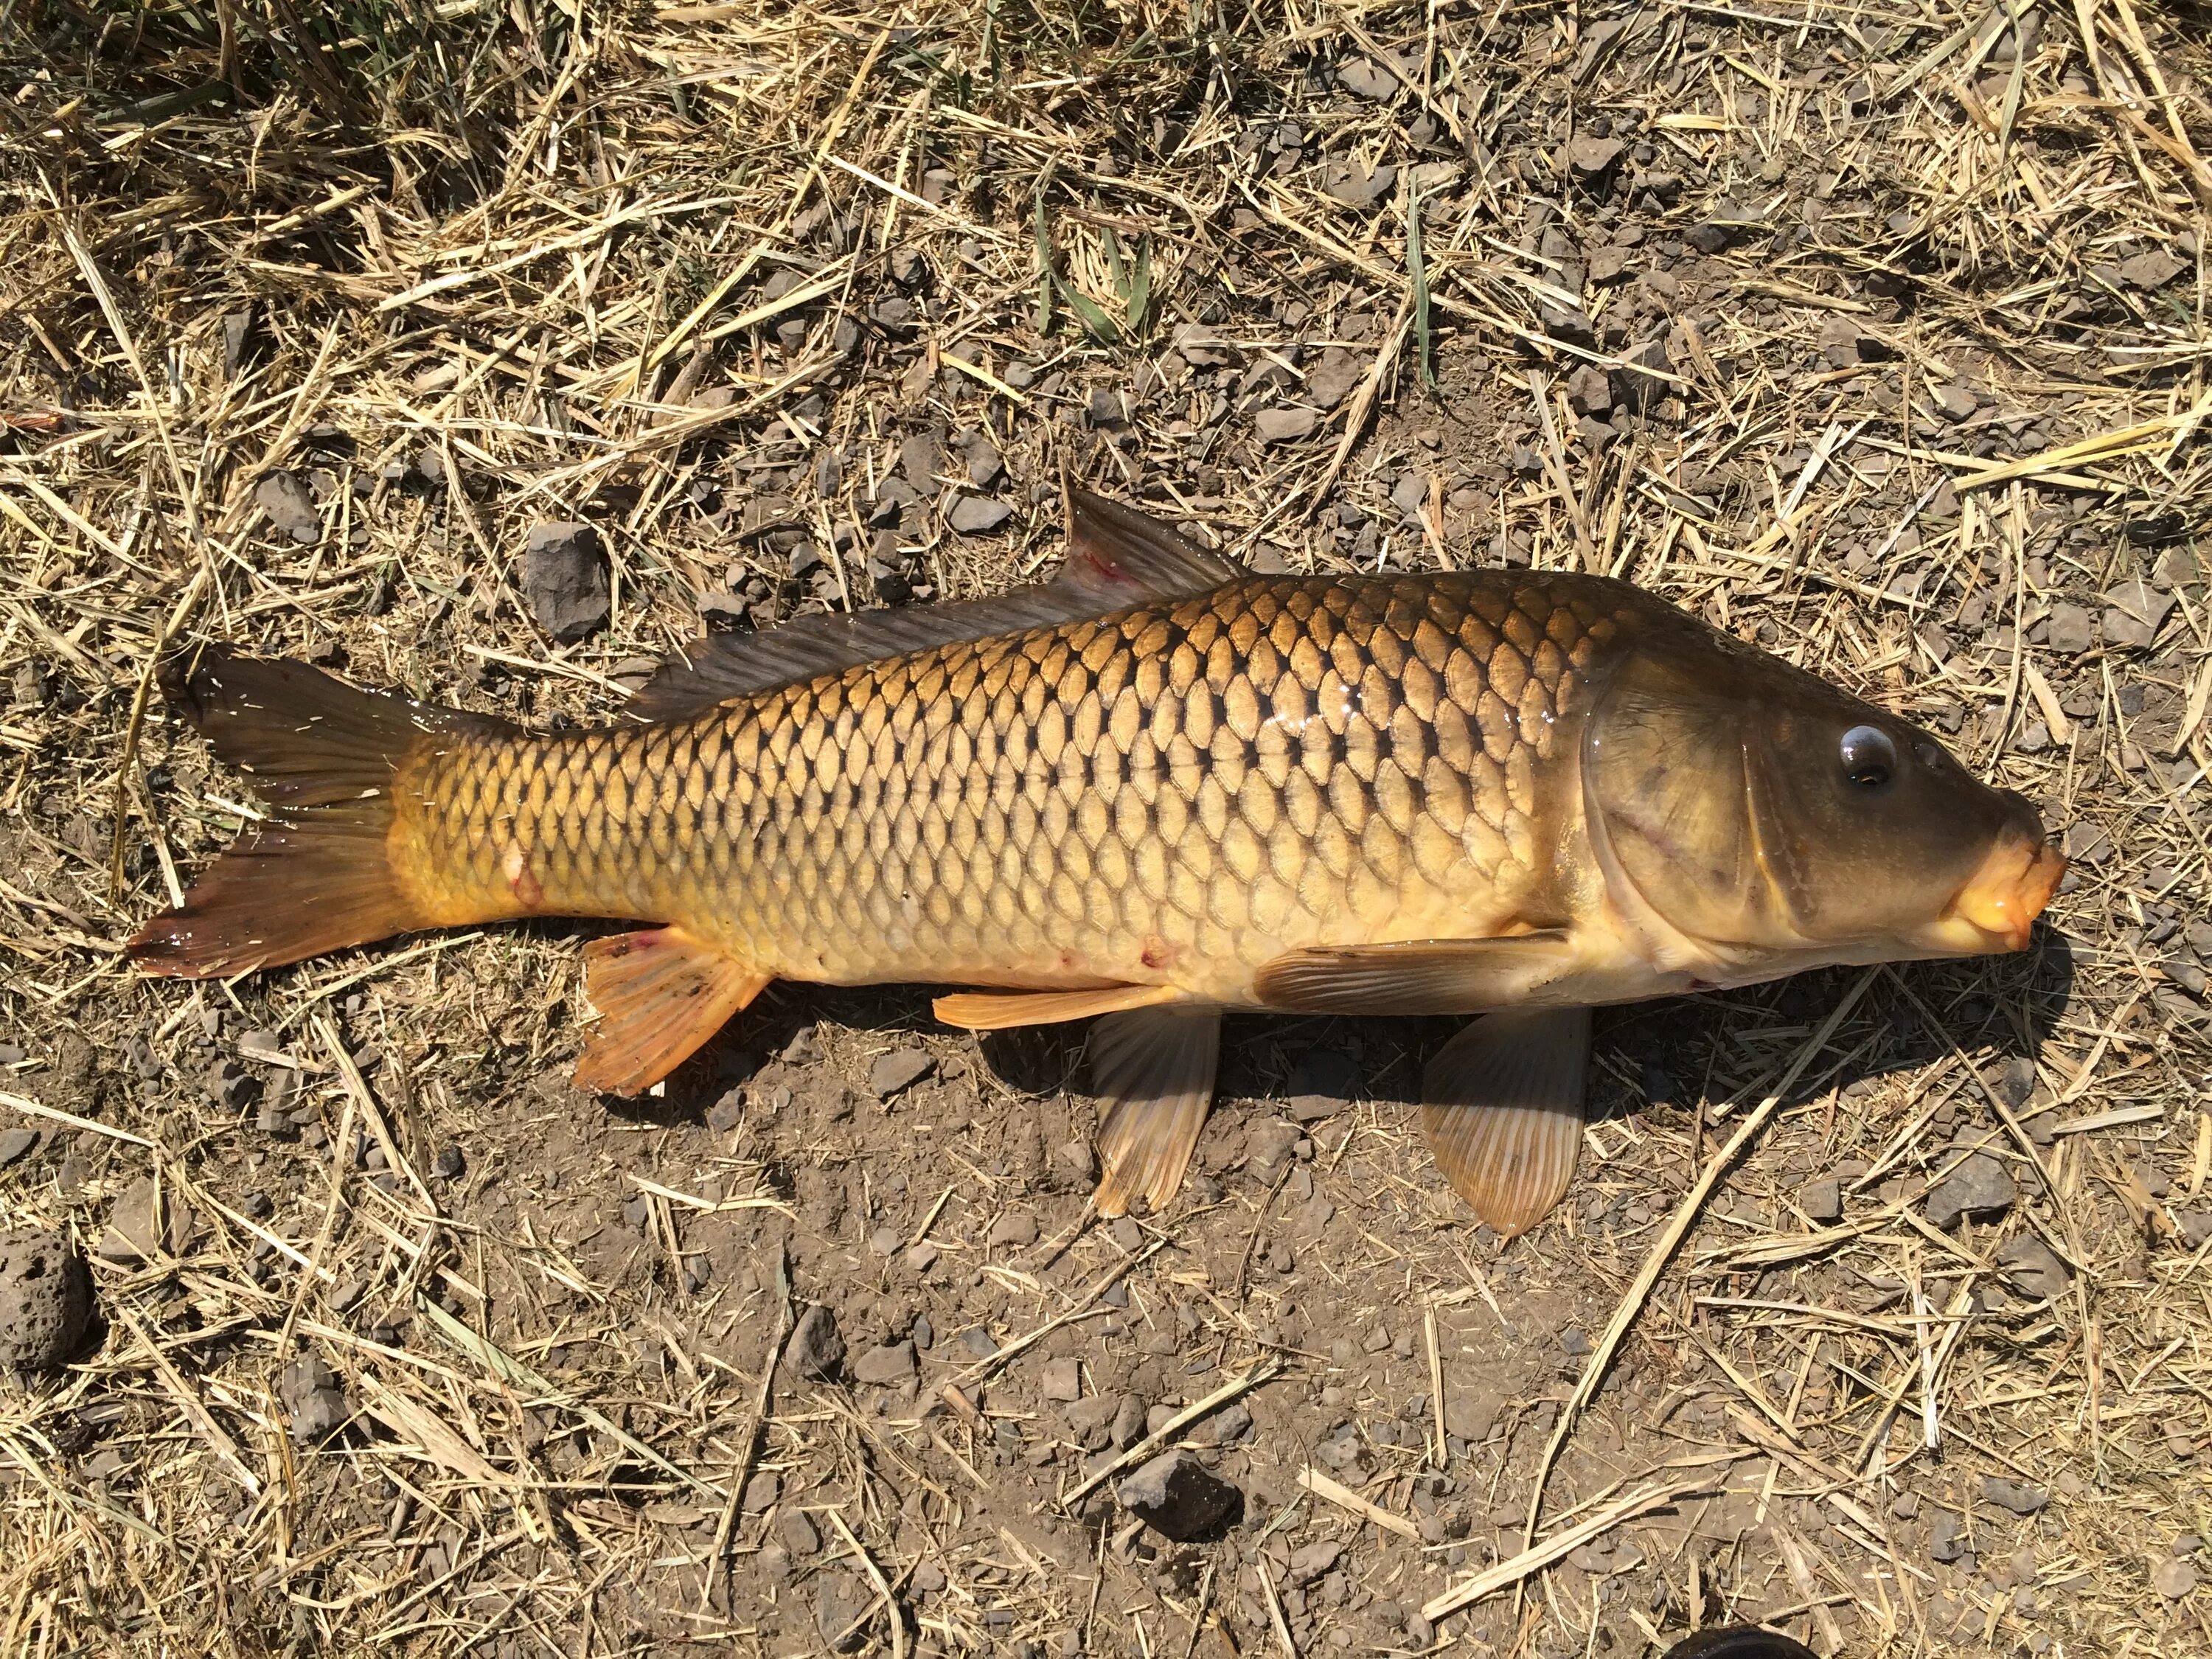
[[128, 645, 510, 978]]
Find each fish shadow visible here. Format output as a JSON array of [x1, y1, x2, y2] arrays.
[[610, 926, 2077, 1145]]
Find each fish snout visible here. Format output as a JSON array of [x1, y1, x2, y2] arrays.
[[1941, 828, 2066, 953]]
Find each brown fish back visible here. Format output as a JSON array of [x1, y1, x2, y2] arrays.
[[393, 571, 1640, 1005]]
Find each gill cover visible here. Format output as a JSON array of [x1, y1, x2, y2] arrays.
[[1582, 641, 2043, 956]]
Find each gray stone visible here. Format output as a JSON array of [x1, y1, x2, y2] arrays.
[[899, 433, 942, 487], [2102, 577, 2174, 649], [1255, 406, 1321, 443], [1930, 1512, 1966, 1562], [522, 522, 609, 641], [1802, 1178, 1843, 1225], [1997, 1234, 2070, 1299], [1323, 161, 1397, 208], [1933, 383, 1980, 421], [256, 470, 321, 544], [96, 1177, 164, 1262], [852, 1340, 916, 1386], [1567, 136, 1625, 182], [1116, 1449, 1242, 1540], [0, 1230, 94, 1371], [779, 1507, 821, 1555], [2118, 249, 2186, 291], [1981, 1475, 2048, 1515], [0, 1128, 39, 1169], [947, 495, 1013, 535], [1112, 1394, 1147, 1447], [1305, 348, 1363, 410], [280, 1354, 352, 1443], [786, 1304, 845, 1382], [2045, 602, 2094, 654], [987, 1211, 1040, 1249], [1040, 1356, 1082, 1402], [1924, 1152, 2015, 1228], [742, 1470, 781, 1511], [1337, 59, 1401, 101], [2154, 1557, 2199, 1599], [868, 1046, 934, 1099]]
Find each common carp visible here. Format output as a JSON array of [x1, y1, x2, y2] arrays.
[[131, 490, 2063, 1235]]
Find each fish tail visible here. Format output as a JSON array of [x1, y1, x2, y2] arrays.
[[128, 646, 512, 978]]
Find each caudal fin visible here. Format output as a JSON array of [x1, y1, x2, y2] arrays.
[[129, 646, 509, 978]]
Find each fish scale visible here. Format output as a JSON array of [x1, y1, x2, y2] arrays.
[[392, 572, 1627, 1006]]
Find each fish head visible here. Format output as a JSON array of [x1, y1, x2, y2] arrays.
[[1582, 638, 2063, 973]]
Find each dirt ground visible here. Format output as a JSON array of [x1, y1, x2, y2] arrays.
[[1, 1, 2210, 1655]]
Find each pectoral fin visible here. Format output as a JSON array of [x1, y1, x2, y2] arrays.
[[574, 926, 768, 1096], [1089, 1004, 1222, 1217], [1254, 933, 1576, 1015], [933, 983, 1183, 1030], [1420, 1006, 1590, 1239]]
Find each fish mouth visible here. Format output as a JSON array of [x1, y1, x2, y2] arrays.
[[1924, 832, 2066, 954]]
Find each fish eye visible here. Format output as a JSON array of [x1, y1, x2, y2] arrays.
[[1840, 725, 1897, 790]]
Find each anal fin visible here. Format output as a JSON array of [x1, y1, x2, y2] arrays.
[[933, 982, 1183, 1030], [1420, 1006, 1590, 1239], [575, 926, 768, 1096], [1090, 1005, 1222, 1217]]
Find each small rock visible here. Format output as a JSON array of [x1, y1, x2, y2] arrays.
[[2103, 576, 2175, 649], [1040, 1356, 1082, 1402], [987, 1211, 1040, 1249], [1981, 1475, 2049, 1516], [432, 1144, 466, 1180], [959, 1326, 999, 1360], [0, 1128, 39, 1169], [1924, 1152, 2015, 1228], [2045, 602, 2095, 655], [522, 522, 610, 642], [1337, 59, 1401, 101], [1997, 1234, 2070, 1299], [1305, 348, 1363, 410], [1255, 407, 1321, 443], [948, 495, 1014, 535], [2153, 1557, 2198, 1599], [869, 1047, 935, 1099], [1116, 1449, 1243, 1541], [1802, 1178, 1843, 1225], [1112, 1394, 1147, 1447], [786, 1304, 845, 1382], [255, 470, 321, 545], [1933, 383, 1980, 422], [1323, 161, 1397, 208], [1290, 1538, 1344, 1584], [903, 1241, 939, 1273], [899, 433, 942, 487], [279, 1354, 352, 1444], [852, 1340, 917, 1386], [0, 1230, 94, 1371], [2118, 249, 2186, 291], [97, 1178, 164, 1262], [779, 1507, 821, 1555], [742, 1470, 781, 1511], [868, 1226, 902, 1256], [1930, 1512, 1966, 1562], [1567, 136, 1625, 183]]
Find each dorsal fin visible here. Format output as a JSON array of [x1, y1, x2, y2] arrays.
[[628, 487, 1242, 721]]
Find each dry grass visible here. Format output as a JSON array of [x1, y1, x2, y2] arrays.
[[1, 1, 2209, 1655]]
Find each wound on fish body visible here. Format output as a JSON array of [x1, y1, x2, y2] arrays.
[[129, 488, 2065, 1238]]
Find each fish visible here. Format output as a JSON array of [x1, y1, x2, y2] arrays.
[[129, 488, 2064, 1236]]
